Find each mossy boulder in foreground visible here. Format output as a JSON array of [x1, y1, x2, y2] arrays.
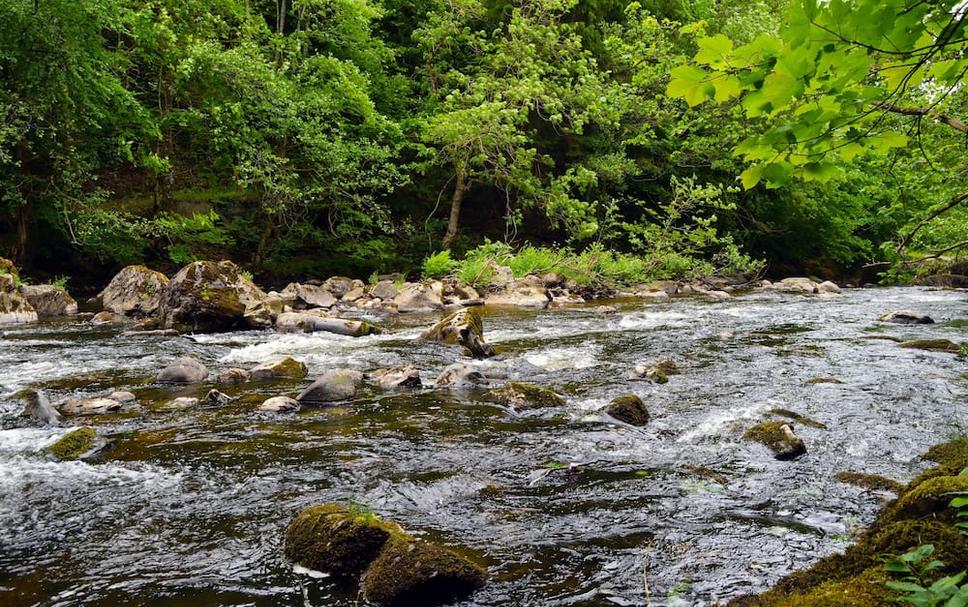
[[361, 537, 487, 607], [601, 394, 650, 426], [420, 308, 495, 358], [285, 503, 486, 606], [743, 421, 806, 460], [47, 427, 97, 460]]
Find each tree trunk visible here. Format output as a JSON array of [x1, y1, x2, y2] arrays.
[[442, 169, 468, 248], [12, 141, 31, 264]]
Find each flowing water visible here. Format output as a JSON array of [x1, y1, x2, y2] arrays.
[[1, 287, 966, 607]]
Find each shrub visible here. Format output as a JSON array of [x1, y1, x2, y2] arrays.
[[421, 250, 458, 278]]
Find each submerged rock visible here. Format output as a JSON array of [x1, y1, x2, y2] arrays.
[[420, 308, 494, 358], [22, 285, 78, 317], [0, 257, 38, 324], [435, 363, 488, 388], [898, 338, 961, 352], [601, 394, 649, 426], [156, 357, 209, 384], [274, 312, 380, 336], [490, 382, 565, 410], [259, 396, 300, 412], [19, 390, 61, 424], [100, 265, 169, 317], [368, 365, 422, 390], [361, 537, 487, 607], [60, 396, 133, 416], [628, 359, 680, 383], [743, 421, 806, 460], [834, 471, 904, 493], [165, 396, 199, 409], [879, 310, 934, 324], [158, 260, 265, 332], [47, 427, 98, 460], [91, 311, 124, 325], [249, 357, 308, 381], [297, 369, 363, 403]]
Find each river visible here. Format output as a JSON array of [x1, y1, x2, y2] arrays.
[[1, 286, 966, 606]]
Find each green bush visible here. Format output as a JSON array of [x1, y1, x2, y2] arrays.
[[421, 250, 458, 278]]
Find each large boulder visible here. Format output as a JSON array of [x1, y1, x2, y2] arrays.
[[274, 312, 381, 336], [156, 357, 209, 384], [0, 257, 38, 324], [99, 266, 169, 317], [280, 283, 337, 309], [19, 390, 61, 424], [420, 308, 494, 358], [297, 369, 363, 403], [249, 357, 308, 381], [392, 282, 444, 313], [601, 394, 649, 426], [285, 503, 486, 607], [371, 280, 400, 301], [879, 310, 934, 324], [490, 382, 565, 411], [361, 537, 487, 607], [158, 260, 265, 332], [322, 276, 356, 299], [368, 365, 422, 390], [743, 421, 806, 460], [22, 285, 77, 317]]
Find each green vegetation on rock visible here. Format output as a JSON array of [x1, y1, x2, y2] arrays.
[[47, 427, 97, 461]]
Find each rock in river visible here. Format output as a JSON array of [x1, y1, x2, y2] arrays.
[[280, 283, 337, 309], [899, 339, 961, 353], [435, 363, 488, 388], [879, 310, 934, 324], [629, 359, 680, 383], [368, 365, 422, 390], [601, 394, 649, 426], [420, 308, 494, 358], [285, 503, 486, 607], [259, 396, 300, 413], [100, 265, 169, 317], [60, 396, 134, 416], [0, 256, 38, 324], [490, 382, 565, 410], [217, 368, 251, 384], [47, 427, 98, 460], [392, 282, 444, 313], [22, 285, 78, 317], [275, 312, 380, 336], [297, 369, 363, 403], [743, 421, 806, 460], [156, 357, 209, 384], [19, 390, 61, 424], [249, 357, 308, 381], [158, 260, 265, 332]]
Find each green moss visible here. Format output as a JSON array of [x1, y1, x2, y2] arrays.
[[898, 338, 961, 352], [805, 377, 843, 385], [284, 503, 405, 577], [878, 475, 968, 525], [766, 567, 892, 607], [834, 471, 903, 493], [602, 394, 649, 426], [48, 427, 97, 460], [924, 436, 968, 466], [361, 537, 486, 607], [491, 382, 565, 410], [770, 408, 828, 429], [743, 421, 807, 460]]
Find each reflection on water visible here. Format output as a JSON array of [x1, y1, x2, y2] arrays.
[[1, 287, 966, 606]]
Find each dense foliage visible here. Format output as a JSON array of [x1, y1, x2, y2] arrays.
[[1, 0, 965, 283]]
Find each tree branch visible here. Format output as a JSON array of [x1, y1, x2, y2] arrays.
[[876, 103, 968, 134], [896, 191, 968, 252]]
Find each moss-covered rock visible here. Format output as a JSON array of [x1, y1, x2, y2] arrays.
[[923, 436, 968, 466], [743, 421, 806, 460], [898, 338, 961, 353], [833, 471, 903, 493], [420, 308, 494, 358], [361, 538, 487, 607], [602, 394, 649, 426], [99, 265, 169, 317], [22, 284, 78, 317], [158, 260, 265, 332], [285, 503, 404, 577], [769, 408, 828, 430], [490, 381, 565, 410], [628, 359, 680, 383], [0, 256, 38, 324], [249, 356, 307, 381], [48, 427, 97, 460], [878, 475, 968, 525]]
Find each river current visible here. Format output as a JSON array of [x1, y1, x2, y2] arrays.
[[1, 287, 966, 606]]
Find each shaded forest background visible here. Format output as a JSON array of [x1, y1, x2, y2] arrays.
[[2, 0, 966, 287]]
